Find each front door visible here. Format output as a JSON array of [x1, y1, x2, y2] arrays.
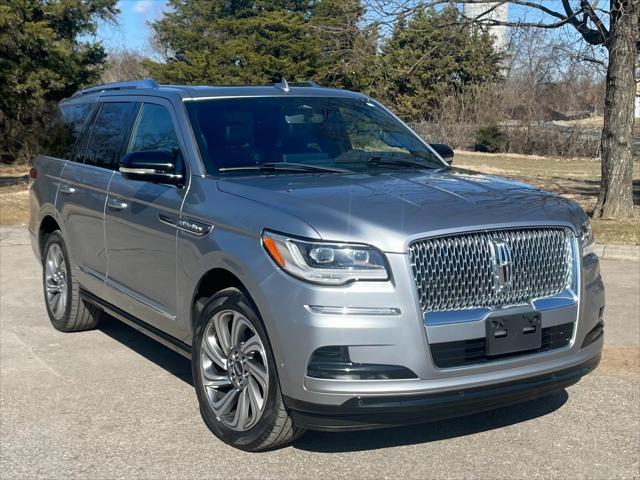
[[104, 99, 188, 339]]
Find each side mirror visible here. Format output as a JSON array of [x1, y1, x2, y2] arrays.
[[119, 151, 183, 186], [430, 143, 454, 164]]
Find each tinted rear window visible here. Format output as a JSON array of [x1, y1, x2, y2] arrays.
[[43, 103, 94, 160], [80, 102, 137, 169]]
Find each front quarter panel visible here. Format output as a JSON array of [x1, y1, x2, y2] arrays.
[[177, 176, 320, 364]]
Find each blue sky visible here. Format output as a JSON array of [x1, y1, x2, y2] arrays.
[[95, 0, 168, 54], [93, 1, 585, 54]]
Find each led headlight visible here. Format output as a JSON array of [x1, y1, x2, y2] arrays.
[[580, 219, 596, 257], [261, 231, 389, 285]]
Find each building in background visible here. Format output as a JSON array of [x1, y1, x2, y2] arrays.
[[463, 2, 509, 52]]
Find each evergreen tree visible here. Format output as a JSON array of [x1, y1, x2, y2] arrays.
[[147, 0, 318, 84], [0, 0, 118, 163], [311, 0, 378, 92], [378, 6, 502, 121], [146, 0, 377, 91]]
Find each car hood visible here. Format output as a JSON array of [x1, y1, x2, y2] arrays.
[[217, 168, 585, 252]]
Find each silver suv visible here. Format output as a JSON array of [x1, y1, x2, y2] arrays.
[[29, 79, 604, 451]]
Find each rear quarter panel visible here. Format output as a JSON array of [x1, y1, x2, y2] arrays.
[[29, 156, 67, 259]]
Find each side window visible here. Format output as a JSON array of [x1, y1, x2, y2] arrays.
[[43, 103, 93, 160], [83, 102, 137, 169], [129, 103, 181, 156]]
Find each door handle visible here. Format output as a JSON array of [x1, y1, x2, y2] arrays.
[[59, 183, 77, 194], [107, 197, 128, 210]]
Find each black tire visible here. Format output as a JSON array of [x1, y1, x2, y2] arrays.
[[192, 288, 304, 451], [42, 231, 101, 332]]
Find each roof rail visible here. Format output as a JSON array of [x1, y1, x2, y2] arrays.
[[273, 78, 321, 91], [288, 81, 321, 88], [72, 79, 158, 97]]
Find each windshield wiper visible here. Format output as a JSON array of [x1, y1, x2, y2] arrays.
[[367, 156, 438, 170], [218, 162, 349, 174]]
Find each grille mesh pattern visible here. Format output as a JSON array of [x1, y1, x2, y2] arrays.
[[410, 228, 573, 313]]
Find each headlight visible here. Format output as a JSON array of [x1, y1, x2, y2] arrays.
[[261, 231, 389, 285], [580, 219, 596, 257]]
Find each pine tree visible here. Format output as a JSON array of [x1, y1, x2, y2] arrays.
[[147, 0, 318, 84], [146, 0, 377, 90], [378, 6, 502, 121], [0, 0, 118, 163], [311, 0, 378, 92]]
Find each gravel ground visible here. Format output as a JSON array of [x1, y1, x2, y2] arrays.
[[1, 226, 638, 479]]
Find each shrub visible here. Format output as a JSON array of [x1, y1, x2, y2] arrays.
[[474, 125, 505, 153]]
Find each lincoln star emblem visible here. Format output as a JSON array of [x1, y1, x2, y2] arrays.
[[490, 239, 513, 292]]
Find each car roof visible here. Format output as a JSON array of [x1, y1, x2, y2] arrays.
[[61, 79, 366, 105]]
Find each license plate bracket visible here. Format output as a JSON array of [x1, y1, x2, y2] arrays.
[[486, 311, 542, 356]]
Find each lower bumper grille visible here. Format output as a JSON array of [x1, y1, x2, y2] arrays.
[[430, 322, 574, 368]]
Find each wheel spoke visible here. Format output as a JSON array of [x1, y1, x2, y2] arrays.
[[59, 284, 67, 313], [230, 388, 250, 429], [51, 247, 60, 270], [45, 257, 57, 278], [213, 312, 233, 353], [212, 388, 239, 418], [203, 371, 232, 388], [46, 283, 61, 294], [51, 292, 62, 316], [202, 334, 227, 371], [230, 313, 249, 347], [245, 359, 268, 391], [240, 335, 264, 356], [247, 376, 264, 412]]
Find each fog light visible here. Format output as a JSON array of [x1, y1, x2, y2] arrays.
[[306, 346, 417, 380]]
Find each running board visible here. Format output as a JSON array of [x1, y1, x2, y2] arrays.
[[80, 288, 191, 359]]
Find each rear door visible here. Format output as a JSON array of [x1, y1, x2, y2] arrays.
[[56, 100, 138, 297], [104, 98, 189, 339]]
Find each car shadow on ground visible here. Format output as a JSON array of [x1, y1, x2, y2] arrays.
[[98, 314, 569, 453], [98, 315, 194, 386]]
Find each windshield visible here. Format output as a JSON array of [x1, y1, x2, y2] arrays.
[[185, 96, 445, 174]]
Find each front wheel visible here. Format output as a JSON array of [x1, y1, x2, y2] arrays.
[[192, 288, 303, 451]]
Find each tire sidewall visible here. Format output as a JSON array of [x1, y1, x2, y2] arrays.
[[42, 231, 73, 327], [192, 289, 282, 449]]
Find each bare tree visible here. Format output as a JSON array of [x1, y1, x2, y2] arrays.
[[101, 49, 150, 84], [367, 0, 639, 219]]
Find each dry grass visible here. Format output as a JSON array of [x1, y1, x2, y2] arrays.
[[0, 185, 30, 226], [454, 151, 640, 245], [0, 165, 29, 178]]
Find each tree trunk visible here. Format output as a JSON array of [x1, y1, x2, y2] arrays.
[[593, 0, 638, 219]]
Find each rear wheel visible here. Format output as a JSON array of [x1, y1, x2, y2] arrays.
[[192, 288, 303, 451], [42, 231, 101, 332]]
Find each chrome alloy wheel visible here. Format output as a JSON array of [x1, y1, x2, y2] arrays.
[[45, 243, 68, 320], [199, 309, 269, 431]]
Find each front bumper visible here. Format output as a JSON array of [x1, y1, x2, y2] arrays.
[[285, 353, 600, 431], [254, 249, 604, 409]]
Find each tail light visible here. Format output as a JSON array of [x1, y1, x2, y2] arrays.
[[29, 167, 37, 180]]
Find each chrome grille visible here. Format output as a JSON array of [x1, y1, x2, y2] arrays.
[[409, 228, 574, 313]]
